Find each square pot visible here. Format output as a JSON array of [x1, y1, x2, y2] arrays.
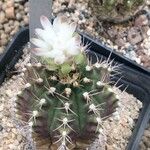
[[0, 27, 150, 150]]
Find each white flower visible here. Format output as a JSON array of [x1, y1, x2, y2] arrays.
[[31, 15, 82, 64]]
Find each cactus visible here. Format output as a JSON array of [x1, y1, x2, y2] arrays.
[[89, 0, 145, 23], [15, 16, 120, 149]]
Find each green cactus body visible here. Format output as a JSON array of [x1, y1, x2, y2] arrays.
[[16, 56, 119, 149], [89, 0, 145, 23]]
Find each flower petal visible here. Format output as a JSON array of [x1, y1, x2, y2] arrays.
[[31, 38, 49, 49], [74, 34, 81, 45], [40, 15, 53, 32], [35, 28, 55, 44], [65, 36, 81, 55], [58, 23, 76, 41], [32, 48, 52, 56], [69, 22, 76, 35], [53, 15, 68, 33], [50, 49, 63, 58], [54, 54, 66, 64], [32, 15, 82, 64]]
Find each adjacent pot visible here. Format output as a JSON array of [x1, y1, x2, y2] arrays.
[[0, 27, 150, 150], [88, 0, 146, 23]]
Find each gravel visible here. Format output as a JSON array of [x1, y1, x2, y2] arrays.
[[0, 0, 29, 54], [140, 123, 150, 149]]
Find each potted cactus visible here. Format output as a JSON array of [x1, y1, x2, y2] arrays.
[[88, 0, 145, 23], [0, 15, 150, 150], [15, 15, 120, 149]]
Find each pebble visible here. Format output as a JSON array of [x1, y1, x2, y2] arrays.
[[5, 7, 15, 19], [6, 89, 13, 97], [0, 0, 29, 55], [0, 11, 6, 24], [6, 0, 14, 8], [146, 0, 150, 5], [128, 117, 134, 127], [135, 15, 149, 27], [115, 36, 126, 47], [0, 104, 4, 111], [1, 38, 7, 45], [0, 47, 4, 54], [147, 29, 150, 36], [127, 27, 143, 45], [17, 134, 23, 142], [14, 140, 20, 146], [140, 125, 150, 149], [113, 111, 120, 121], [16, 12, 22, 20], [107, 28, 117, 38], [144, 130, 150, 138]]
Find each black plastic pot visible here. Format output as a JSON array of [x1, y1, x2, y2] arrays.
[[0, 27, 150, 150]]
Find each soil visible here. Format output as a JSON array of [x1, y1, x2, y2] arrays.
[[0, 48, 142, 150], [139, 122, 150, 149], [0, 0, 29, 54]]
